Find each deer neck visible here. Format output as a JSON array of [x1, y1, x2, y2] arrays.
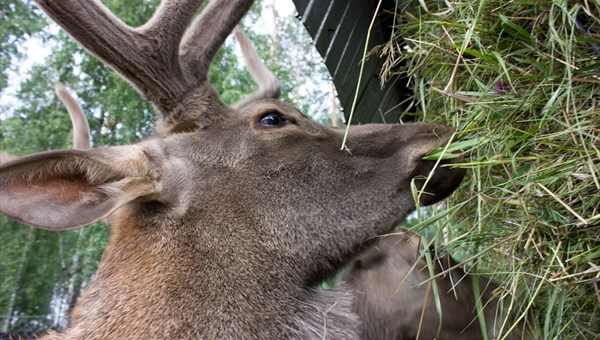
[[62, 214, 360, 339]]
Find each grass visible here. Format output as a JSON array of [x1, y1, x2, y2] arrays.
[[383, 0, 600, 338]]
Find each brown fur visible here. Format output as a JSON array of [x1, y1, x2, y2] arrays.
[[0, 1, 466, 338], [346, 232, 520, 340]]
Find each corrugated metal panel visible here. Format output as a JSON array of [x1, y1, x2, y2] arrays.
[[292, 0, 411, 124]]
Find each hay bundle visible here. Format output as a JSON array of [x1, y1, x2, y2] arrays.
[[383, 1, 599, 338]]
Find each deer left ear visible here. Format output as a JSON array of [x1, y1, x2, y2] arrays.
[[0, 146, 161, 230]]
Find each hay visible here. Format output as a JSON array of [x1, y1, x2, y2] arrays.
[[385, 1, 600, 338]]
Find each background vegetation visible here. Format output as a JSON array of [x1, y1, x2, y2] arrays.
[[381, 0, 599, 338]]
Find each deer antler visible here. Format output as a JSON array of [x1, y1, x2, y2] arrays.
[[180, 2, 254, 80], [54, 84, 91, 150], [233, 27, 281, 108], [36, 0, 253, 121]]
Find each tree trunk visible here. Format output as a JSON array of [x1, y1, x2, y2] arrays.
[[1, 229, 35, 332]]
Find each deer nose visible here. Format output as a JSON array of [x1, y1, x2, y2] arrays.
[[412, 157, 466, 206]]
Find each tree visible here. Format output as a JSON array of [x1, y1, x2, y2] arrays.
[[0, 0, 46, 91]]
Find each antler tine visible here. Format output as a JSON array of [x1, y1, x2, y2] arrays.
[[139, 0, 203, 37], [35, 0, 205, 116], [54, 84, 91, 150], [180, 0, 254, 81], [233, 28, 281, 108]]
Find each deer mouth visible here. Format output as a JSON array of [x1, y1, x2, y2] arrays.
[[412, 158, 466, 206]]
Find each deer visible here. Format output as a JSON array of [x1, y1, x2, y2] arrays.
[[345, 231, 520, 340], [0, 0, 466, 338]]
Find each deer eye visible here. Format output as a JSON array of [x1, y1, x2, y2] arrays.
[[258, 112, 288, 128]]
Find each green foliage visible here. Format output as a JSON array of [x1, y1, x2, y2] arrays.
[[383, 0, 600, 338], [0, 0, 46, 91]]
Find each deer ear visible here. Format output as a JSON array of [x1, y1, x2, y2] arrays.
[[0, 147, 161, 230]]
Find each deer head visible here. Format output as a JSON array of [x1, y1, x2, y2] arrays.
[[0, 1, 465, 338], [346, 232, 518, 340]]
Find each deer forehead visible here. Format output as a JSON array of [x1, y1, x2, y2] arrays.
[[155, 103, 337, 159]]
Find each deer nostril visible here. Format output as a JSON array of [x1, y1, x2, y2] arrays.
[[413, 159, 466, 206]]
